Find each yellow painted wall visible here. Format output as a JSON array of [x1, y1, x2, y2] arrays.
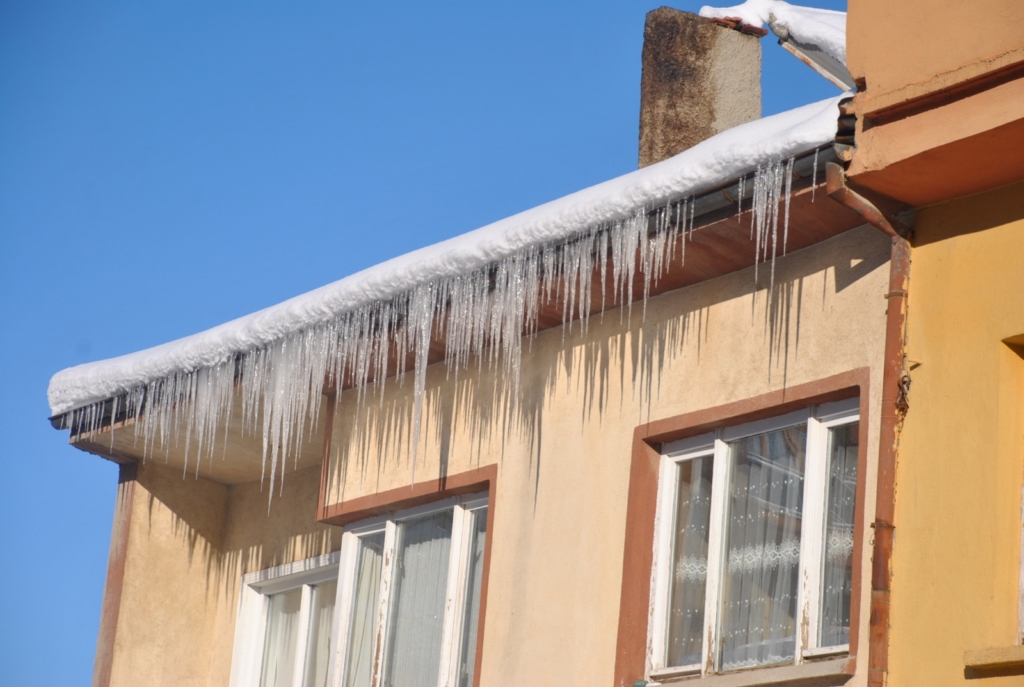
[[103, 224, 894, 686], [890, 180, 1024, 686], [847, 0, 1024, 115]]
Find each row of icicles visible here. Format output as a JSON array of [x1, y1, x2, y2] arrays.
[[65, 155, 803, 501]]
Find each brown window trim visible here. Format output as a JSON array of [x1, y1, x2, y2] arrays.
[[316, 463, 497, 527], [614, 368, 870, 687], [316, 458, 497, 687], [94, 461, 138, 687]]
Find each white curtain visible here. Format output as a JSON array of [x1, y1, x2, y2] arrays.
[[820, 422, 858, 647], [261, 588, 303, 687], [458, 508, 487, 687], [344, 533, 385, 687], [304, 580, 338, 687], [383, 511, 453, 687], [667, 456, 714, 667], [720, 425, 806, 670]]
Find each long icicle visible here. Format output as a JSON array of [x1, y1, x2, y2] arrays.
[[65, 158, 795, 505]]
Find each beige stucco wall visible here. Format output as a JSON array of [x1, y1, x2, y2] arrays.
[[102, 223, 892, 686], [108, 460, 337, 687], [889, 180, 1024, 687], [109, 461, 228, 687], [327, 224, 892, 686]]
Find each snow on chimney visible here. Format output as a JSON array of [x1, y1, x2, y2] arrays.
[[638, 7, 762, 168]]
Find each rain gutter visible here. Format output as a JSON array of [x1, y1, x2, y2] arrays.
[[768, 18, 855, 91]]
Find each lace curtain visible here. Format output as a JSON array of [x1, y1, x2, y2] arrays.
[[720, 425, 807, 670], [820, 422, 858, 647], [667, 455, 714, 667]]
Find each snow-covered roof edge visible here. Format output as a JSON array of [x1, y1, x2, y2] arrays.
[[700, 0, 847, 66], [48, 95, 843, 416]]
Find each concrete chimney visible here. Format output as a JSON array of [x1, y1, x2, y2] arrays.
[[638, 7, 762, 168]]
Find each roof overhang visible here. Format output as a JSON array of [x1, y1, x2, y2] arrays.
[[848, 62, 1024, 206], [52, 142, 887, 484]]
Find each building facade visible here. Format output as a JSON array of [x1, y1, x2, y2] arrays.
[[49, 2, 1024, 686], [847, 0, 1024, 683]]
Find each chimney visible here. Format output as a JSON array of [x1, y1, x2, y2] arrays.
[[638, 7, 762, 168]]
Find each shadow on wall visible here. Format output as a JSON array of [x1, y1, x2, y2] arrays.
[[127, 224, 888, 610], [324, 225, 889, 505], [134, 456, 338, 607]]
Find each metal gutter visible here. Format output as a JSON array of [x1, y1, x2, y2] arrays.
[[825, 162, 903, 238], [682, 146, 837, 220], [777, 39, 854, 90], [768, 19, 855, 90]]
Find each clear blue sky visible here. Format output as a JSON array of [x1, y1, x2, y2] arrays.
[[0, 1, 844, 683]]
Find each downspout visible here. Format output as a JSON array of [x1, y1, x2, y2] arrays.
[[826, 160, 911, 687]]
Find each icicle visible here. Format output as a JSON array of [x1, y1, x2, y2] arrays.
[[770, 164, 779, 294], [751, 158, 785, 286], [783, 157, 794, 256], [108, 395, 119, 450], [737, 175, 745, 221], [688, 195, 696, 241], [670, 199, 683, 268], [60, 152, 825, 506], [408, 283, 437, 483], [752, 162, 764, 278], [811, 148, 819, 202]]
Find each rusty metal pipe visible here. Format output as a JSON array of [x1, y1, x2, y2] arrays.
[[868, 236, 910, 687], [826, 161, 901, 238], [826, 159, 911, 687]]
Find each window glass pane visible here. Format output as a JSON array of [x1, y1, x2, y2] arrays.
[[344, 532, 386, 687], [383, 510, 454, 687], [304, 580, 338, 687], [261, 588, 303, 687], [666, 456, 714, 667], [458, 507, 488, 687], [720, 424, 807, 671], [819, 422, 858, 647]]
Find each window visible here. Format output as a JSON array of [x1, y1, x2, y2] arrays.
[[230, 553, 341, 687], [649, 398, 860, 680], [335, 494, 488, 687]]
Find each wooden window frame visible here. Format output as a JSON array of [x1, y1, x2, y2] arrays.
[[614, 369, 870, 687]]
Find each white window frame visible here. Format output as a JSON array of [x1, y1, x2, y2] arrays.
[[229, 551, 342, 687], [648, 397, 860, 681], [329, 493, 488, 687]]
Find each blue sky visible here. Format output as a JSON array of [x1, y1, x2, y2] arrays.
[[0, 1, 844, 682]]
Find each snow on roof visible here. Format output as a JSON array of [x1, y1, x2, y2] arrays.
[[48, 95, 843, 418], [700, 0, 847, 66]]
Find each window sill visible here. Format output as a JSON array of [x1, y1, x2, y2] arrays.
[[963, 646, 1024, 678], [651, 657, 855, 687]]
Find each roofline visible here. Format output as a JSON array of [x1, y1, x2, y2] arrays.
[[49, 143, 839, 434]]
